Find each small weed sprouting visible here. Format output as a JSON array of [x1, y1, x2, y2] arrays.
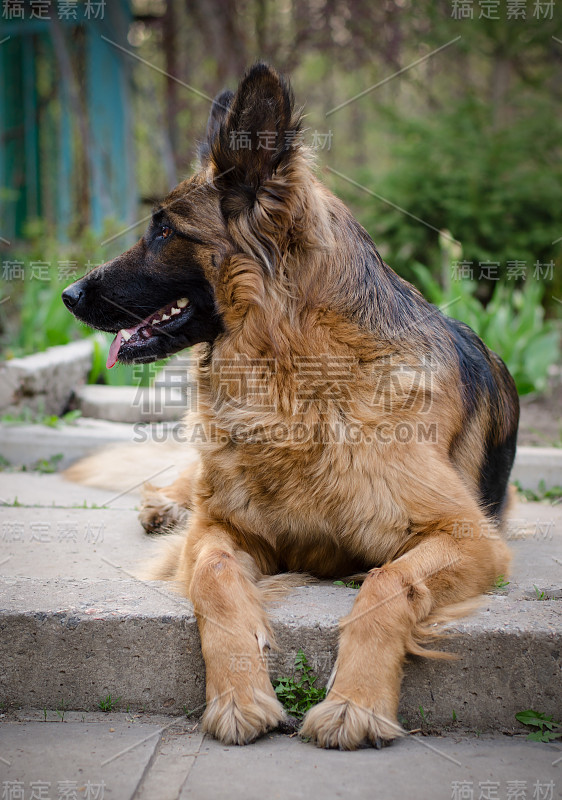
[[533, 585, 548, 601], [515, 710, 562, 742], [33, 454, 64, 474], [515, 480, 562, 503], [494, 575, 510, 591], [1, 409, 82, 429], [4, 496, 21, 507], [98, 694, 121, 712], [333, 580, 361, 589], [273, 650, 326, 719], [56, 700, 67, 722]]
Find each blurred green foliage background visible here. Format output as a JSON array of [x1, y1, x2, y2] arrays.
[[0, 0, 560, 393]]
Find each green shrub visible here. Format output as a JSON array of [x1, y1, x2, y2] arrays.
[[348, 96, 561, 302], [0, 220, 164, 386], [411, 260, 560, 395]]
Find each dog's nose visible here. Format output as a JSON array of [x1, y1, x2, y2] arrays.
[[62, 284, 84, 310]]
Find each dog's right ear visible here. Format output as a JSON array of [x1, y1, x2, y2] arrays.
[[210, 63, 301, 212], [198, 89, 234, 165]]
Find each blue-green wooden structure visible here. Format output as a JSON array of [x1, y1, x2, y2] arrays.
[[0, 1, 135, 242]]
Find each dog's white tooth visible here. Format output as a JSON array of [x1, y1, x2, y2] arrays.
[[170, 307, 181, 315], [161, 313, 170, 321], [153, 316, 161, 325], [121, 329, 132, 341], [177, 298, 189, 308]]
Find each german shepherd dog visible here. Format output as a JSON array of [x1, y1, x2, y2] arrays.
[[62, 64, 519, 749]]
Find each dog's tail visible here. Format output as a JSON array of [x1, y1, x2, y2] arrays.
[[63, 440, 198, 493]]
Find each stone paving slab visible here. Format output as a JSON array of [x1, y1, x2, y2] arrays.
[[0, 715, 560, 800], [0, 419, 140, 470], [0, 472, 141, 509], [0, 716, 180, 799], [181, 732, 562, 800], [0, 508, 154, 579]]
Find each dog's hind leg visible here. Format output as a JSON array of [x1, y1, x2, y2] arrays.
[[301, 470, 511, 750], [139, 460, 200, 534], [181, 512, 285, 745]]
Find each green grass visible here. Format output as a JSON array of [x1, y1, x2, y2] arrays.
[[515, 480, 562, 503], [0, 453, 65, 475], [98, 694, 121, 712], [515, 709, 562, 742], [56, 700, 68, 722], [3, 496, 22, 507], [273, 650, 326, 719], [493, 575, 510, 591], [333, 579, 362, 589], [1, 409, 82, 428], [32, 454, 64, 474]]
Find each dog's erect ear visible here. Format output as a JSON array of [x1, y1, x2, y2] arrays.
[[199, 89, 234, 165], [211, 63, 300, 199]]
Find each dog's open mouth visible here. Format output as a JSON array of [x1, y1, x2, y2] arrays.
[[106, 297, 191, 368]]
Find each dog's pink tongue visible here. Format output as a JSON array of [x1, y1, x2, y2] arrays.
[[106, 330, 123, 369]]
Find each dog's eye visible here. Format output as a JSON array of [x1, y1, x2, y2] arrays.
[[160, 225, 173, 239]]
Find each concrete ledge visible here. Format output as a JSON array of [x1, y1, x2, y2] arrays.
[[511, 446, 562, 491], [0, 418, 180, 469], [0, 340, 94, 416], [0, 578, 560, 732], [72, 384, 185, 423], [1, 422, 562, 490], [0, 472, 560, 733]]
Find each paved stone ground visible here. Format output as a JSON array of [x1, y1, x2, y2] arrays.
[[0, 711, 561, 800]]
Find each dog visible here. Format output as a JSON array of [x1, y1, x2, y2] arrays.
[[62, 63, 519, 749]]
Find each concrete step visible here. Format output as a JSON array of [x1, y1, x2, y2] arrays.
[[0, 340, 94, 417], [1, 713, 560, 800], [1, 418, 562, 490], [0, 418, 181, 470], [71, 384, 185, 424], [70, 354, 193, 423], [0, 473, 560, 734]]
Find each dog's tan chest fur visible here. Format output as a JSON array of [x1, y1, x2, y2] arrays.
[[198, 432, 413, 575]]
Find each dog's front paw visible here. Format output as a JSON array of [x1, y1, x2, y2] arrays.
[[202, 687, 286, 745], [301, 695, 402, 750], [139, 484, 189, 534]]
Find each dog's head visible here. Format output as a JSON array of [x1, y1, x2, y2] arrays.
[[62, 63, 301, 367]]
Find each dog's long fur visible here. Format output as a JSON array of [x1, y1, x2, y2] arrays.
[[63, 64, 519, 749]]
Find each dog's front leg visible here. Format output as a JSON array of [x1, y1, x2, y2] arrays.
[[301, 514, 510, 750], [186, 515, 285, 745]]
